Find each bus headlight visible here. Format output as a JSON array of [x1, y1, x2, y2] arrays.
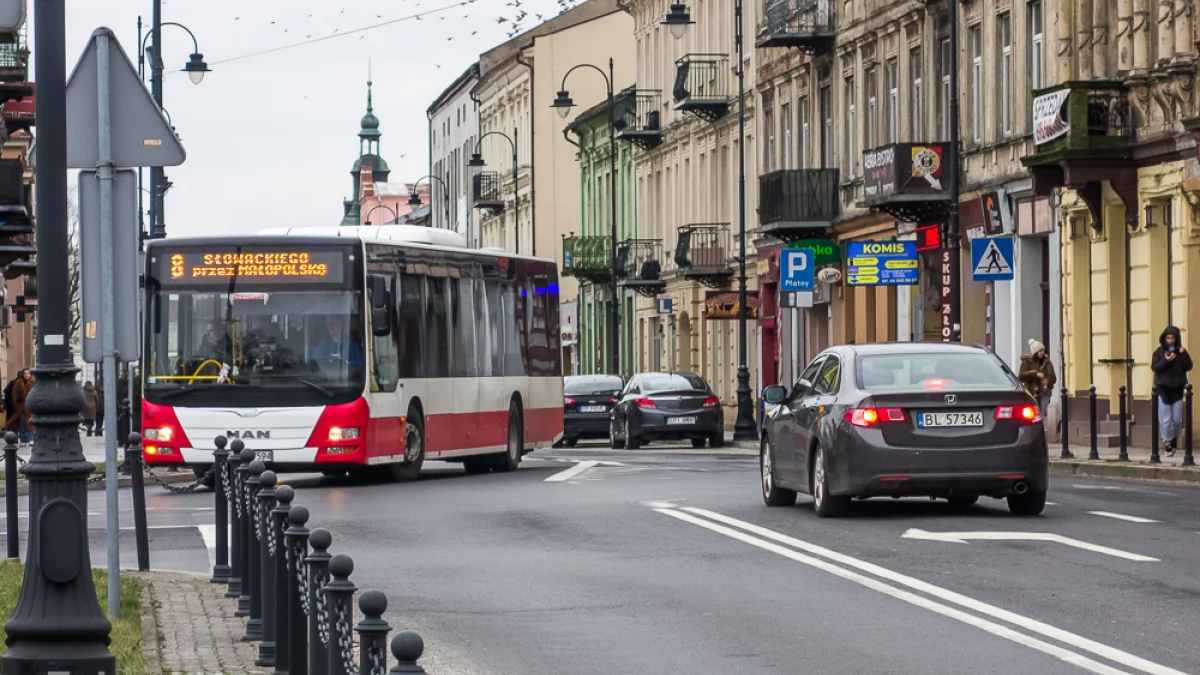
[[328, 427, 360, 442], [144, 426, 174, 442]]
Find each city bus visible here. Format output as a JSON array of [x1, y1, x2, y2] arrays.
[[140, 225, 564, 481]]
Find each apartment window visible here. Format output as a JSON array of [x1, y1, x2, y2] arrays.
[[820, 85, 833, 168], [939, 37, 950, 139], [782, 101, 793, 169], [866, 67, 878, 149], [1029, 0, 1044, 90], [886, 58, 899, 143], [1000, 13, 1013, 136], [970, 25, 982, 143], [910, 47, 923, 140], [763, 90, 776, 173], [800, 95, 811, 169], [845, 76, 856, 178]]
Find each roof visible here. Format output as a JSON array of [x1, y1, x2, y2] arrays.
[[565, 84, 636, 135], [427, 62, 480, 115], [844, 343, 994, 356], [373, 182, 412, 197]]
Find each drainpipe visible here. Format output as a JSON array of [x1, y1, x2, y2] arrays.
[[516, 46, 536, 256]]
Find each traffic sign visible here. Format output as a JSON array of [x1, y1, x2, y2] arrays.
[[971, 236, 1015, 281], [656, 297, 673, 314], [846, 241, 919, 286], [63, 28, 185, 169], [780, 249, 814, 292], [79, 168, 140, 363]]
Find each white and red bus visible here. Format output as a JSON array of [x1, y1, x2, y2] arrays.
[[140, 225, 564, 481]]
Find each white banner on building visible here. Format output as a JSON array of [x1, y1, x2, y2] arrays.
[[1032, 89, 1070, 145]]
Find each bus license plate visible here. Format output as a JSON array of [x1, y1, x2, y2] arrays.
[[580, 405, 606, 413], [667, 417, 696, 426], [918, 412, 983, 428], [255, 450, 273, 463]]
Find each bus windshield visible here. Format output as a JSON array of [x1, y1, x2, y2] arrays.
[[144, 288, 365, 407]]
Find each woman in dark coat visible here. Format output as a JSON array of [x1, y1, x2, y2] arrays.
[[4, 370, 34, 444], [1151, 325, 1193, 456]]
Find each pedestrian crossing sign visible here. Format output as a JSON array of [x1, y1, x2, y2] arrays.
[[970, 236, 1015, 281]]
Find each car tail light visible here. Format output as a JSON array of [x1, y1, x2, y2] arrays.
[[845, 408, 905, 428], [996, 405, 1041, 423], [634, 397, 656, 409], [564, 397, 576, 406], [609, 397, 617, 405], [702, 395, 720, 408], [921, 379, 950, 391]]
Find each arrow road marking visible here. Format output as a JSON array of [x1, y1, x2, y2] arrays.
[[902, 529, 1158, 562], [1088, 511, 1160, 524], [544, 461, 599, 482]]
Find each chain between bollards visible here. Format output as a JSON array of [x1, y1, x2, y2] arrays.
[[1184, 384, 1195, 467], [1088, 386, 1099, 461], [1117, 386, 1129, 462], [1150, 386, 1161, 464]]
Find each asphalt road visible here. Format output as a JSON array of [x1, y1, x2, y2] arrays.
[[5, 442, 1199, 674]]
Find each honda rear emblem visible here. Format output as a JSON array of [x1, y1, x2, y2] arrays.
[[945, 395, 957, 405]]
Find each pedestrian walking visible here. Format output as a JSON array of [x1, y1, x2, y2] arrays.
[[1018, 339, 1057, 413], [2, 372, 16, 428], [82, 381, 99, 436], [1151, 325, 1192, 457], [4, 369, 34, 444]]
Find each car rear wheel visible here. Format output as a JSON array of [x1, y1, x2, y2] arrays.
[[623, 419, 641, 450], [811, 445, 849, 518], [1007, 489, 1047, 516], [609, 420, 622, 449], [691, 437, 706, 449], [761, 440, 796, 507]]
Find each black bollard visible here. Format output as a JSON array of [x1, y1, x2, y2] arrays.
[[127, 432, 150, 571], [1185, 384, 1195, 467], [1088, 386, 1099, 460], [357, 590, 392, 674], [389, 631, 427, 674], [284, 506, 310, 675], [211, 436, 232, 584], [306, 528, 333, 672], [4, 431, 18, 560], [236, 443, 254, 615], [243, 459, 266, 642], [257, 470, 279, 667], [1118, 386, 1129, 462], [226, 443, 245, 599], [272, 485, 294, 675], [1059, 387, 1071, 459], [325, 554, 358, 675], [1151, 386, 1161, 464]]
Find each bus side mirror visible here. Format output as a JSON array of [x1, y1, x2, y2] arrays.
[[367, 274, 391, 337]]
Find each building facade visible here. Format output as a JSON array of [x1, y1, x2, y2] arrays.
[[0, 22, 35, 397], [1024, 0, 1198, 445], [625, 0, 762, 417], [428, 63, 481, 245]]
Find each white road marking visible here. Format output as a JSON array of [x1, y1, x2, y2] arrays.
[[675, 507, 1184, 675], [1046, 502, 1059, 506], [197, 524, 217, 568], [1088, 512, 1160, 524], [1073, 485, 1126, 491], [544, 461, 599, 482], [902, 529, 1158, 562], [656, 509, 1127, 675]]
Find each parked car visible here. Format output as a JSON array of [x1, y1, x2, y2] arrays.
[[609, 372, 724, 449], [759, 343, 1048, 517], [561, 374, 625, 446]]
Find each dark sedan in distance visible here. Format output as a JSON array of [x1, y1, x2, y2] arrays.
[[560, 374, 625, 446], [610, 372, 724, 449], [759, 343, 1048, 517]]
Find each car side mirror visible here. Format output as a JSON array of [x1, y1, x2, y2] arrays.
[[762, 385, 787, 405]]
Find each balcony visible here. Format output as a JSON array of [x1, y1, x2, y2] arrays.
[[757, 169, 839, 241], [860, 143, 954, 226], [674, 223, 733, 288], [616, 238, 666, 297], [614, 89, 664, 150], [672, 54, 730, 121], [1022, 81, 1137, 225], [756, 0, 835, 54], [0, 28, 26, 83], [471, 171, 505, 212], [561, 234, 614, 284]]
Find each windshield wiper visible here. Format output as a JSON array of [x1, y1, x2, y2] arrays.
[[296, 378, 336, 399], [157, 383, 232, 401]]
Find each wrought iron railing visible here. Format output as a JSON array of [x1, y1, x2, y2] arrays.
[[472, 171, 505, 209], [562, 235, 614, 282], [672, 54, 730, 106], [758, 169, 839, 226]]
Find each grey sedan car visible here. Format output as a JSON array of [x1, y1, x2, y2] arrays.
[[759, 343, 1049, 517]]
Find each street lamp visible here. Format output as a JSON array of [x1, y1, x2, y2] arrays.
[[664, 3, 756, 440], [407, 174, 452, 228], [469, 130, 521, 254], [550, 59, 620, 377], [363, 204, 400, 224]]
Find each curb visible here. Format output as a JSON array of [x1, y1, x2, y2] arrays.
[[1050, 459, 1200, 484], [134, 573, 164, 675], [0, 471, 201, 497]]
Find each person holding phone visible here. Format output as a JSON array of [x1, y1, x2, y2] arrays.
[[1151, 325, 1193, 456]]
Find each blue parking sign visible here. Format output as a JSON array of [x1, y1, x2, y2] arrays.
[[781, 249, 814, 292]]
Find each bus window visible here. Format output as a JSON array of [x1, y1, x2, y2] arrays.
[[454, 274, 478, 377], [398, 271, 424, 379], [370, 273, 399, 392], [425, 275, 450, 378]]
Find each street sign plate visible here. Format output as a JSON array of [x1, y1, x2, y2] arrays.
[[656, 297, 673, 314], [970, 236, 1015, 281], [80, 168, 140, 364], [780, 291, 814, 309], [846, 241, 919, 286], [780, 249, 814, 292], [64, 28, 185, 169]]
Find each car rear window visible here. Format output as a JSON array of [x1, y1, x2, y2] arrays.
[[857, 353, 1014, 393], [642, 373, 708, 391], [565, 377, 624, 395]]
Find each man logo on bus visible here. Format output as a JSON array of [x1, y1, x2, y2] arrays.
[[226, 429, 271, 440]]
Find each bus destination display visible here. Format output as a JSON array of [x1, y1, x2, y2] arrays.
[[161, 250, 345, 284]]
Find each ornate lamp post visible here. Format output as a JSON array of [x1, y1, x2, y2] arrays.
[[468, 130, 520, 253], [407, 173, 452, 227]]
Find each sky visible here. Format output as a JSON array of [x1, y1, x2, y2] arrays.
[[29, 0, 579, 237]]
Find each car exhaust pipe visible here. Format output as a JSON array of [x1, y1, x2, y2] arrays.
[[1013, 481, 1029, 495]]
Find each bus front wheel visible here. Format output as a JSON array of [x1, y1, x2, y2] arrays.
[[388, 411, 425, 482]]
